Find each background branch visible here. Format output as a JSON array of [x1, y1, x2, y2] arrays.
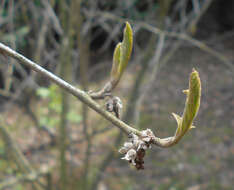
[[0, 166, 50, 190], [0, 118, 44, 190]]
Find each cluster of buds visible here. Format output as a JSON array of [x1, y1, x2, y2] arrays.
[[119, 129, 155, 170]]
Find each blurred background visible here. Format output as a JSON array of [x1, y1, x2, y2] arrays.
[[0, 0, 234, 190]]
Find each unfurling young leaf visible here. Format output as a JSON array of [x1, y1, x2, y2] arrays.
[[118, 22, 133, 75], [110, 22, 133, 89], [173, 69, 201, 142], [89, 22, 133, 99], [111, 43, 121, 85]]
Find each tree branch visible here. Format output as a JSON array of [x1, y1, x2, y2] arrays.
[[0, 42, 139, 136], [0, 42, 200, 148]]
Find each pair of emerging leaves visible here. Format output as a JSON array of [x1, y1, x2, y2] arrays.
[[88, 22, 133, 99], [172, 69, 201, 144], [110, 22, 133, 89]]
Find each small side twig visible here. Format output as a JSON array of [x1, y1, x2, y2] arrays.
[[88, 81, 113, 99]]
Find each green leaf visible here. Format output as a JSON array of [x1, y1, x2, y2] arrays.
[[174, 69, 201, 139], [172, 113, 182, 134], [111, 43, 121, 84], [15, 184, 23, 190], [17, 26, 30, 37], [48, 118, 59, 127], [36, 87, 50, 99], [49, 101, 62, 113], [67, 111, 82, 123], [0, 141, 5, 155], [39, 116, 49, 126], [110, 22, 133, 88], [118, 22, 133, 76], [2, 26, 30, 43]]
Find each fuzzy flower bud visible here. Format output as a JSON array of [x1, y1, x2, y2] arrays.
[[119, 129, 156, 170], [119, 142, 134, 154], [121, 149, 137, 165]]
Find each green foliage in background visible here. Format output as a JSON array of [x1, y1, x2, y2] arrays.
[[36, 84, 82, 127], [1, 26, 30, 45]]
